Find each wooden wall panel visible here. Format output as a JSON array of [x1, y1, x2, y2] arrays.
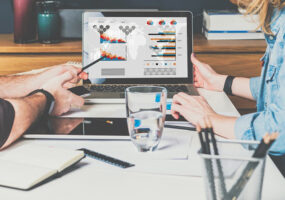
[[196, 53, 263, 112], [0, 54, 82, 75], [196, 53, 263, 77]]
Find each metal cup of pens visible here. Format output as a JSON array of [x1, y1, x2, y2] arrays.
[[199, 140, 266, 200], [125, 86, 167, 152]]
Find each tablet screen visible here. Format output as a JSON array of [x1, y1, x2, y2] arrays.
[[25, 118, 129, 138]]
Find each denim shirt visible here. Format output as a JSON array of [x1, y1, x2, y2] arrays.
[[234, 8, 285, 156]]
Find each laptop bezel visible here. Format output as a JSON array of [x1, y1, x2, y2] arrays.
[[83, 11, 193, 84]]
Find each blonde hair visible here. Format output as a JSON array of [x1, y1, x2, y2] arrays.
[[237, 0, 285, 34]]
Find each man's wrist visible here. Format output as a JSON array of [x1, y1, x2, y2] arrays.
[[29, 93, 47, 113], [28, 89, 55, 116]]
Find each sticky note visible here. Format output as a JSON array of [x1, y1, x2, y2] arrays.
[[134, 119, 141, 128], [167, 103, 172, 110], [155, 93, 161, 102]]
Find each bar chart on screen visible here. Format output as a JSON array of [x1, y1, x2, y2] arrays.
[[143, 18, 179, 63]]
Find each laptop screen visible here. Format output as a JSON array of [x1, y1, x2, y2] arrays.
[[83, 12, 192, 84]]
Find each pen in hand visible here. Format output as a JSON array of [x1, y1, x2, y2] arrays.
[[78, 56, 106, 75]]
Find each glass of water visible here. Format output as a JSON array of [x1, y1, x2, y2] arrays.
[[126, 86, 167, 152]]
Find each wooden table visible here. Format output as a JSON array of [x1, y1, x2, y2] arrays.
[[0, 34, 267, 112]]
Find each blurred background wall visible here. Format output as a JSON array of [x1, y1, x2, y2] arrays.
[[0, 0, 236, 34]]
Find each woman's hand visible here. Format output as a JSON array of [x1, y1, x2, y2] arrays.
[[192, 53, 227, 92], [171, 92, 218, 126]]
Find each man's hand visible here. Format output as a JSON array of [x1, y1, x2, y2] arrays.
[[42, 71, 84, 116], [0, 64, 88, 99], [38, 64, 88, 89]]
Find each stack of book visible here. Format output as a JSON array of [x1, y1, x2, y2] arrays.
[[203, 9, 265, 40]]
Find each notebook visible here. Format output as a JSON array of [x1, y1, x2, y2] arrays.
[[0, 142, 85, 190]]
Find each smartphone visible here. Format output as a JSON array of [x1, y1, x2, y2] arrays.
[[68, 86, 91, 97]]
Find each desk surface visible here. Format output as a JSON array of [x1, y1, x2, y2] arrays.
[[0, 89, 284, 200]]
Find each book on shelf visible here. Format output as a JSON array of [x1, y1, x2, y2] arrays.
[[0, 142, 85, 190], [203, 9, 260, 31], [203, 28, 265, 40]]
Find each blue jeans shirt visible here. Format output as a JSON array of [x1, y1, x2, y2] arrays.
[[234, 8, 285, 156]]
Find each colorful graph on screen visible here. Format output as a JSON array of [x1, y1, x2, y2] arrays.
[[101, 50, 126, 61], [94, 24, 128, 61], [100, 33, 126, 43], [145, 24, 177, 61]]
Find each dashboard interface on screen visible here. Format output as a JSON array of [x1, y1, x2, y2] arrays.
[[83, 15, 188, 82]]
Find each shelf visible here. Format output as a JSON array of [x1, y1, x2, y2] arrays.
[[194, 34, 267, 53], [0, 34, 267, 54], [0, 34, 82, 54]]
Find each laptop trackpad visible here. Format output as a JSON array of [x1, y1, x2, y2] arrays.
[[91, 92, 124, 98]]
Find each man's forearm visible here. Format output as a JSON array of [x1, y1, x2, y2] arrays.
[[0, 74, 42, 98], [0, 94, 46, 149], [231, 77, 255, 100]]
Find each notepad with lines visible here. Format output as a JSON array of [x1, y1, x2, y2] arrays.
[[0, 143, 84, 190]]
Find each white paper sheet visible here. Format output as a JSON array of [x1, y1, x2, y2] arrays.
[[79, 129, 192, 160]]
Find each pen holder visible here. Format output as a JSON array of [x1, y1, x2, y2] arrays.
[[36, 0, 61, 44], [198, 140, 266, 200]]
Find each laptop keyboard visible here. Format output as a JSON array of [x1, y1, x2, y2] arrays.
[[90, 85, 189, 93]]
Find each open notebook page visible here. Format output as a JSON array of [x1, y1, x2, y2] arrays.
[[0, 143, 84, 172], [0, 159, 56, 190]]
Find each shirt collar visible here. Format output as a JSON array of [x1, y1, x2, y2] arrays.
[[270, 7, 283, 36]]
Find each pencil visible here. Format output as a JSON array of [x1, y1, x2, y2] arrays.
[[205, 117, 227, 199], [200, 119, 217, 200], [253, 132, 278, 158], [78, 56, 106, 74], [205, 117, 219, 155], [197, 125, 206, 154], [252, 133, 269, 158], [204, 128, 211, 155], [106, 120, 113, 125]]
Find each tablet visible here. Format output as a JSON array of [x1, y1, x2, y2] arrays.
[[24, 117, 130, 140]]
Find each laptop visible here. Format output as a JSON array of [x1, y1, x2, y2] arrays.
[[82, 11, 198, 103]]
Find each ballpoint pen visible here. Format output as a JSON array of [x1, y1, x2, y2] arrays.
[[78, 56, 106, 75]]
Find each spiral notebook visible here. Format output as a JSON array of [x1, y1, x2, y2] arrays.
[[0, 142, 85, 190]]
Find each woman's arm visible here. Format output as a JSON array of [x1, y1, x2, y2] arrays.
[[231, 77, 254, 99], [192, 54, 255, 100], [171, 92, 237, 139]]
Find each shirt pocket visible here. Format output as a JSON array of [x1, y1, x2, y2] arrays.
[[266, 65, 280, 98]]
